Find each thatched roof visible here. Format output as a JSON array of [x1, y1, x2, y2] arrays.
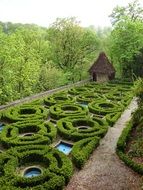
[[89, 52, 115, 75]]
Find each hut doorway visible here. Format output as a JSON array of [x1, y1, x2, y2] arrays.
[[93, 72, 96, 81]]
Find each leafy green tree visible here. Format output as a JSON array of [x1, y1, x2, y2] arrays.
[[48, 18, 99, 82], [110, 19, 143, 78], [109, 0, 143, 26]]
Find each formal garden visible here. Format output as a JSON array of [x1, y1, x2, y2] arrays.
[[0, 80, 136, 190]]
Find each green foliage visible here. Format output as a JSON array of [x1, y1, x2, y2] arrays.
[[110, 19, 143, 78], [0, 145, 73, 189], [71, 136, 100, 168], [2, 105, 48, 122], [110, 0, 143, 26], [49, 103, 88, 120], [57, 116, 108, 141], [116, 119, 143, 174], [48, 17, 99, 82], [0, 121, 56, 147], [133, 78, 143, 103], [109, 1, 143, 78]]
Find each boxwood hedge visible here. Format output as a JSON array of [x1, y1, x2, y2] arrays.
[[0, 145, 73, 189], [2, 105, 48, 122], [57, 116, 108, 141], [71, 136, 100, 168], [0, 121, 56, 147], [116, 120, 143, 174], [44, 94, 74, 107], [0, 81, 134, 189], [49, 103, 88, 120]]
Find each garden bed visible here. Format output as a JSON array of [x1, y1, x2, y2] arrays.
[[0, 81, 133, 189]]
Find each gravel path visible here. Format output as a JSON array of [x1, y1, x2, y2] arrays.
[[66, 98, 143, 190]]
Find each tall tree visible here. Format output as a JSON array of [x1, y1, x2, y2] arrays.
[[109, 0, 143, 26], [48, 18, 99, 81], [109, 0, 143, 78]]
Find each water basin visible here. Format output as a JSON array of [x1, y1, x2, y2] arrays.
[[24, 167, 42, 178], [55, 141, 73, 155], [0, 123, 4, 132], [78, 102, 88, 108]]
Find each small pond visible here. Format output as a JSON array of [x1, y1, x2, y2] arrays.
[[19, 132, 35, 137], [77, 102, 88, 108], [24, 167, 42, 178], [0, 123, 4, 132], [77, 126, 90, 130], [55, 141, 73, 155]]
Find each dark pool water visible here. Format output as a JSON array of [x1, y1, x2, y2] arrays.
[[24, 167, 42, 178], [0, 123, 4, 132]]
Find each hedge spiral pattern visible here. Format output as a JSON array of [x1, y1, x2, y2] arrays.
[[0, 121, 56, 147], [0, 145, 73, 190], [57, 116, 108, 141], [0, 81, 133, 189]]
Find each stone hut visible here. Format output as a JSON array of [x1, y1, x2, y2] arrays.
[[89, 52, 116, 82]]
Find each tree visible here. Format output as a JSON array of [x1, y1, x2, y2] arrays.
[[109, 0, 143, 26], [109, 19, 143, 78], [48, 18, 99, 82]]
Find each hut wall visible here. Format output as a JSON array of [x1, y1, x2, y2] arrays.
[[96, 74, 109, 82]]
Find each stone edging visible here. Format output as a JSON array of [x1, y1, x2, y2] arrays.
[[0, 79, 90, 111]]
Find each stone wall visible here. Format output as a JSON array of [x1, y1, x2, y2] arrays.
[[0, 79, 89, 111]]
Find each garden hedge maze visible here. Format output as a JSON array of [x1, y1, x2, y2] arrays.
[[0, 81, 133, 189]]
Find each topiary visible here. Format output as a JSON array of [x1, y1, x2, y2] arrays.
[[49, 103, 88, 120], [57, 116, 108, 141], [2, 105, 48, 122], [0, 145, 73, 189], [0, 121, 56, 147]]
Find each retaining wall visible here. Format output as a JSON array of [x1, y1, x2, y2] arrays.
[[0, 79, 90, 110]]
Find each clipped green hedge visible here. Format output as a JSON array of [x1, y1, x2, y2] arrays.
[[57, 116, 108, 141], [0, 121, 56, 147], [49, 103, 88, 120], [0, 145, 73, 189], [116, 120, 143, 174], [2, 105, 48, 122], [68, 86, 93, 95], [92, 115, 108, 127], [71, 136, 100, 168], [76, 93, 102, 103], [105, 112, 122, 127], [88, 100, 123, 115], [44, 94, 74, 107]]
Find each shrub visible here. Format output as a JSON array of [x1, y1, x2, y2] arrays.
[[71, 136, 100, 168], [0, 121, 56, 147], [49, 103, 88, 120], [116, 120, 143, 174], [44, 93, 74, 107], [88, 100, 123, 115], [0, 145, 73, 189], [57, 116, 108, 141], [2, 105, 48, 122]]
